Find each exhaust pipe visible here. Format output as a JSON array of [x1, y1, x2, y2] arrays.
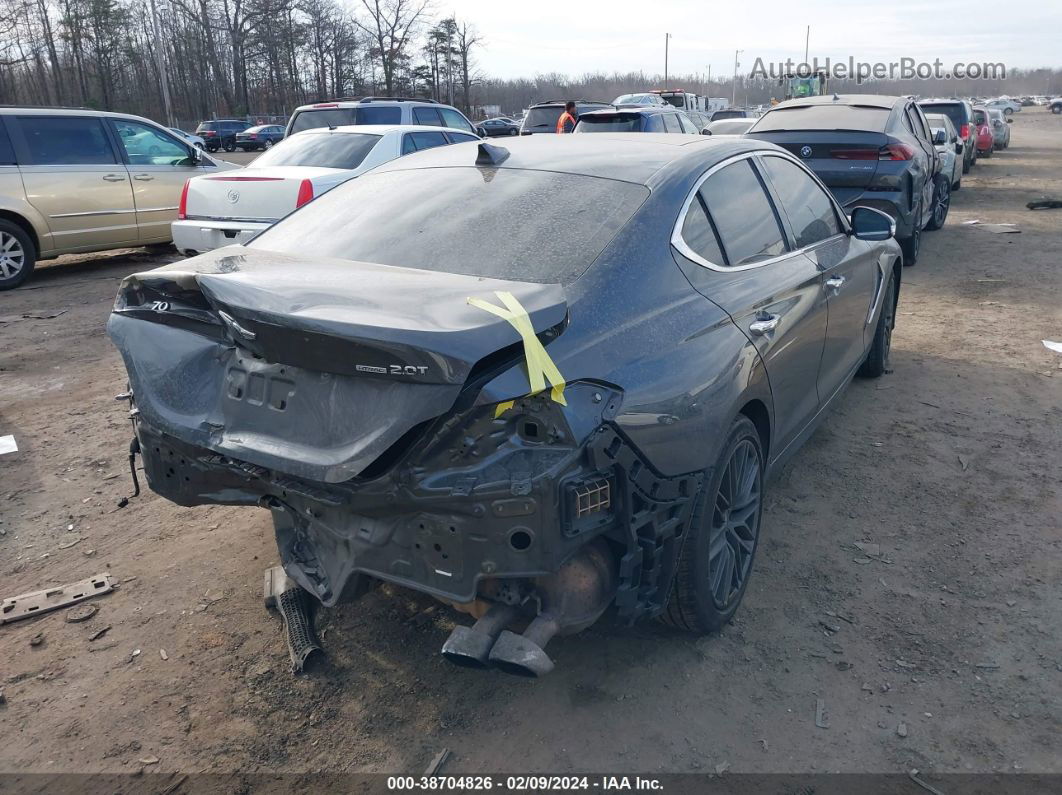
[[441, 603, 519, 669], [488, 538, 616, 678]]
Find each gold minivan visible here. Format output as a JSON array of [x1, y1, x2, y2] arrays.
[[0, 107, 238, 290]]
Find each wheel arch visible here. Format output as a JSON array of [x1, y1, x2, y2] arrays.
[[738, 398, 771, 461], [0, 208, 41, 256]]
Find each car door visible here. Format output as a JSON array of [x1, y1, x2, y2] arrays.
[[758, 152, 882, 401], [670, 155, 828, 452], [108, 117, 213, 242], [903, 104, 936, 226], [9, 114, 138, 250]]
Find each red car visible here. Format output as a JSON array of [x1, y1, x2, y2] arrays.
[[972, 107, 994, 158]]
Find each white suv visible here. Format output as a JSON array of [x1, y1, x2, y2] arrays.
[[286, 97, 479, 138]]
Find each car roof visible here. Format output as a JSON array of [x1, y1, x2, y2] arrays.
[[774, 94, 901, 110], [287, 124, 470, 137], [529, 100, 611, 108], [368, 133, 785, 187], [292, 98, 455, 110]]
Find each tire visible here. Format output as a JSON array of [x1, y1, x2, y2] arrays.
[[264, 139, 273, 149], [1003, 108, 1012, 117], [926, 175, 950, 231], [0, 219, 37, 291], [962, 154, 971, 174], [661, 415, 764, 634], [982, 146, 993, 158], [899, 199, 922, 266], [1053, 105, 1062, 115], [223, 139, 236, 152], [207, 145, 218, 153], [952, 174, 961, 191], [858, 271, 897, 378], [508, 128, 518, 136]]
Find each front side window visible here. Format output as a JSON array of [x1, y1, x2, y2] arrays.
[[17, 116, 116, 165], [439, 108, 475, 133], [700, 160, 787, 266], [760, 156, 842, 248], [113, 119, 191, 165]]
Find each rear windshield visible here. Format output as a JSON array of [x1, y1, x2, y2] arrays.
[[522, 107, 563, 132], [752, 104, 889, 132], [918, 103, 968, 131], [251, 167, 649, 284], [660, 95, 684, 108], [251, 132, 381, 169], [712, 110, 746, 121], [708, 119, 754, 135], [289, 106, 401, 133], [575, 114, 643, 132], [973, 109, 987, 125]]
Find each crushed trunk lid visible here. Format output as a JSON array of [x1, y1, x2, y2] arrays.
[[109, 247, 567, 483]]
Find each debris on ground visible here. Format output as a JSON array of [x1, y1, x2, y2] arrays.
[[30, 633, 44, 647], [139, 755, 160, 765], [1, 573, 115, 626], [1043, 340, 1062, 354], [160, 649, 168, 660], [0, 688, 5, 705], [897, 722, 909, 738], [88, 625, 111, 641], [264, 565, 323, 674], [1027, 199, 1062, 210], [714, 760, 730, 775], [65, 603, 99, 623], [424, 748, 452, 776], [815, 698, 829, 729], [957, 455, 969, 471], [908, 769, 947, 795], [0, 435, 17, 455]]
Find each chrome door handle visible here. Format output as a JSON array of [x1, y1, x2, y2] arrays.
[[132, 174, 154, 181], [102, 174, 126, 182], [749, 314, 780, 335], [825, 275, 846, 291]]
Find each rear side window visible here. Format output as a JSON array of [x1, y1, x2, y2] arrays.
[[195, 122, 217, 133], [661, 114, 682, 133], [700, 160, 787, 266], [446, 132, 480, 144], [16, 116, 116, 165], [677, 196, 725, 265], [253, 132, 380, 169], [760, 156, 842, 248], [439, 108, 475, 133], [675, 114, 697, 133], [289, 109, 356, 133], [413, 107, 444, 126], [401, 131, 448, 155], [358, 106, 401, 125], [0, 122, 16, 165], [251, 167, 649, 284]]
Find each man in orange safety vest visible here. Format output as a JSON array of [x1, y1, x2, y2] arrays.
[[556, 101, 577, 133]]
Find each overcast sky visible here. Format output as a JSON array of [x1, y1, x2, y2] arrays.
[[449, 0, 1059, 79]]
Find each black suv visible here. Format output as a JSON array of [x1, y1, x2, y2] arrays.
[[917, 99, 976, 173], [519, 100, 612, 134], [574, 106, 701, 133], [747, 94, 943, 265], [194, 119, 251, 152]]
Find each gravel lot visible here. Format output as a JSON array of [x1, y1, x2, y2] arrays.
[[1, 110, 1060, 779]]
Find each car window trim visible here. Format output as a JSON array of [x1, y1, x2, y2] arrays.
[[672, 151, 850, 272], [753, 152, 849, 253]]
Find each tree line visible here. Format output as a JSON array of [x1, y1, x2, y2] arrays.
[[0, 0, 1059, 128]]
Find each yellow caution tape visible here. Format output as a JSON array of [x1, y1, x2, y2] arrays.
[[467, 290, 567, 414]]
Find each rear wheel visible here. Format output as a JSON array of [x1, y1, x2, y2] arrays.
[[661, 415, 764, 634], [223, 139, 236, 152], [858, 271, 896, 378], [926, 175, 950, 231], [0, 220, 36, 291], [264, 139, 273, 149], [981, 146, 993, 158], [900, 200, 922, 266]]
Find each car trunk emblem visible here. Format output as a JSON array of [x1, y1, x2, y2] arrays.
[[800, 146, 813, 158]]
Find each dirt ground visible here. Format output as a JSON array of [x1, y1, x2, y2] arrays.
[[1, 110, 1060, 780]]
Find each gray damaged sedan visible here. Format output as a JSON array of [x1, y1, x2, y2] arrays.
[[108, 134, 902, 677]]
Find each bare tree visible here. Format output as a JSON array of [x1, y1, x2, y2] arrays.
[[355, 0, 429, 96]]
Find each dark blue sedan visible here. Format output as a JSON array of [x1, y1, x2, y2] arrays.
[[235, 124, 286, 151]]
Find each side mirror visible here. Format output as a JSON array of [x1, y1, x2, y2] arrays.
[[850, 206, 895, 241], [933, 130, 946, 145], [701, 128, 712, 135]]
